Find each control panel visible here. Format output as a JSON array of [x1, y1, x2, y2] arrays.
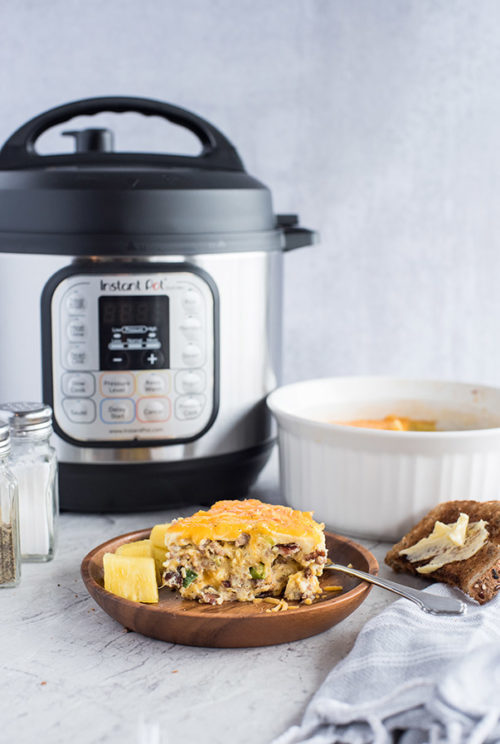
[[44, 267, 217, 445]]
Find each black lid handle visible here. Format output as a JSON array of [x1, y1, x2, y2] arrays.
[[0, 96, 244, 171]]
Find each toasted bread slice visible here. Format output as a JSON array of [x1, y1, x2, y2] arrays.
[[385, 500, 500, 604]]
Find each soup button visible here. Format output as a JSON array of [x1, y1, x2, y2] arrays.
[[137, 398, 171, 423]]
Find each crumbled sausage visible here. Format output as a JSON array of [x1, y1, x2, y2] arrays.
[[275, 543, 300, 555], [163, 571, 183, 589], [305, 549, 327, 564], [235, 532, 250, 547], [199, 588, 221, 605], [200, 539, 225, 556]]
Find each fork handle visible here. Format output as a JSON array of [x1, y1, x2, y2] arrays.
[[325, 563, 467, 615]]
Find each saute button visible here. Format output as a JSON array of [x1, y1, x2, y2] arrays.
[[182, 343, 203, 367], [62, 372, 95, 397], [100, 399, 135, 424], [137, 372, 170, 395], [66, 345, 88, 369], [67, 320, 87, 341], [100, 373, 135, 397], [62, 398, 96, 424], [137, 398, 170, 423], [175, 395, 205, 420], [176, 369, 205, 394]]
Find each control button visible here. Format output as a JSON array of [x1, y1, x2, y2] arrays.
[[175, 395, 205, 420], [137, 397, 171, 423], [180, 315, 203, 341], [67, 320, 87, 341], [176, 369, 205, 394], [137, 372, 170, 395], [182, 288, 202, 313], [65, 291, 86, 313], [100, 399, 135, 424], [182, 343, 203, 367], [62, 398, 96, 424], [105, 351, 130, 370], [100, 373, 135, 397], [62, 372, 95, 398], [141, 350, 165, 368], [180, 316, 202, 330], [66, 344, 88, 369]]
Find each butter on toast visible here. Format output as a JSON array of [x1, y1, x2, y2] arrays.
[[385, 500, 500, 604]]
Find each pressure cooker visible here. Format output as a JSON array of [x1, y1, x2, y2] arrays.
[[0, 97, 315, 511]]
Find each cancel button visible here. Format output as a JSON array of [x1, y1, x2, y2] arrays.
[[137, 398, 170, 423]]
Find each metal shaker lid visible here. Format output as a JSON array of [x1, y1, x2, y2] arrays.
[[0, 402, 53, 435], [0, 420, 10, 454]]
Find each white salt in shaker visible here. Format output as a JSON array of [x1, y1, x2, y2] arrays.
[[0, 403, 58, 562]]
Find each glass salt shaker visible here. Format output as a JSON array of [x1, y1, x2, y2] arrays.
[[0, 403, 58, 562], [0, 421, 20, 587]]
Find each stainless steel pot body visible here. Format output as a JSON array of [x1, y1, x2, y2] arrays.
[[0, 247, 283, 467]]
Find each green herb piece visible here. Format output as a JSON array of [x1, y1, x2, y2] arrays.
[[182, 569, 198, 588], [249, 563, 265, 580]]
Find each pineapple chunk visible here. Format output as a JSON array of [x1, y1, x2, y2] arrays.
[[150, 522, 169, 548], [116, 539, 154, 558], [152, 545, 167, 583], [103, 553, 159, 603], [116, 539, 163, 585]]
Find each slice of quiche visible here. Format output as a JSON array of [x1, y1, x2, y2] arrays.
[[159, 499, 328, 605]]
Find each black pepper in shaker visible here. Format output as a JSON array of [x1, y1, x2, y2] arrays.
[[0, 421, 20, 587]]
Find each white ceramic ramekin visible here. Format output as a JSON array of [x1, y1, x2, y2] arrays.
[[267, 377, 500, 540]]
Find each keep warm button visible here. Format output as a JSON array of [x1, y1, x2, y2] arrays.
[[137, 397, 171, 423]]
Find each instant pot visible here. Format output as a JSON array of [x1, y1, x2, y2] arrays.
[[0, 97, 315, 511]]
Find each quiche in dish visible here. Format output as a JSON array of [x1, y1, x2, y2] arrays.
[[155, 499, 328, 605]]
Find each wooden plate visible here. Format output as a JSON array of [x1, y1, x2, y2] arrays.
[[81, 529, 378, 648]]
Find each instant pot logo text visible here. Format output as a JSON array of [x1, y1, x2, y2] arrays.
[[100, 278, 167, 292]]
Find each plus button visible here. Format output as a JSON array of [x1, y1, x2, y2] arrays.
[[146, 353, 158, 365]]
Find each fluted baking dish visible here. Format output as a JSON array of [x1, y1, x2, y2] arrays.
[[267, 377, 500, 540]]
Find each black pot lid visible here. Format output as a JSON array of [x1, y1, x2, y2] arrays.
[[0, 97, 285, 254]]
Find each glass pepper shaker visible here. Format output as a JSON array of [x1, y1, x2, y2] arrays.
[[0, 421, 20, 587], [0, 403, 58, 562]]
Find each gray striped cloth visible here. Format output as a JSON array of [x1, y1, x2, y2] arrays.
[[273, 584, 500, 744]]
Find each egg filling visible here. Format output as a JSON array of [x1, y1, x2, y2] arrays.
[[160, 499, 328, 605]]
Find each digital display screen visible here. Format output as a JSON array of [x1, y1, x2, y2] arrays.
[[99, 295, 170, 370]]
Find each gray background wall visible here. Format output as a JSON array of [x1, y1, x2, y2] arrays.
[[2, 0, 500, 386]]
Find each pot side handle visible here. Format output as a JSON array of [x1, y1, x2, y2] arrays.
[[277, 214, 319, 251]]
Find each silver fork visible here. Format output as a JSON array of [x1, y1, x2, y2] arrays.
[[325, 563, 467, 615]]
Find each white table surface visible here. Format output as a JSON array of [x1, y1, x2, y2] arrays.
[[0, 455, 427, 744]]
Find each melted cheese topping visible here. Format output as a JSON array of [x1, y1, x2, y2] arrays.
[[337, 415, 436, 431], [163, 499, 324, 545]]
